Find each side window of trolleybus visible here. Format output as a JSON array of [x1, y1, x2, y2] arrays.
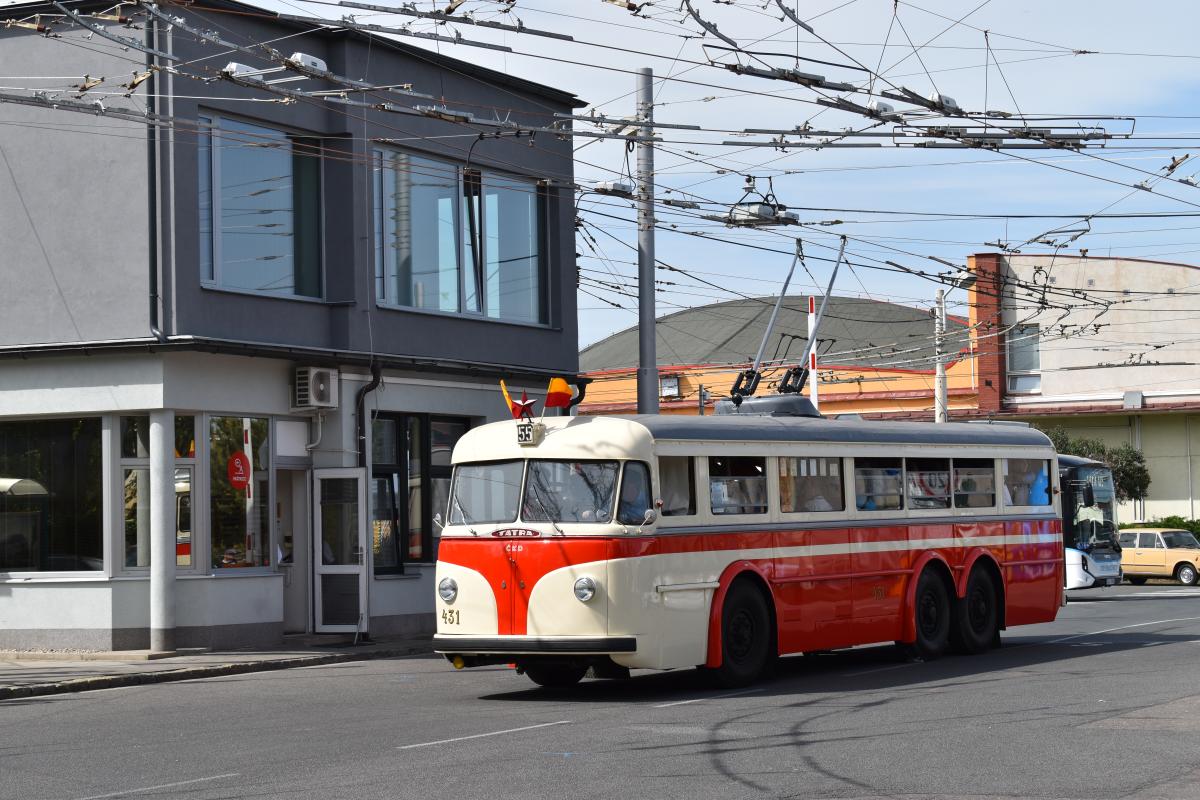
[[1003, 459, 1052, 506], [709, 456, 767, 515], [854, 457, 903, 511], [779, 457, 844, 513], [659, 456, 696, 517], [953, 458, 996, 508], [906, 458, 951, 509]]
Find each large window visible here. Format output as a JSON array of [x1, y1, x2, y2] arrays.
[[0, 418, 102, 572], [199, 116, 322, 298], [779, 456, 844, 513], [1003, 458, 1052, 507], [372, 414, 469, 572], [120, 415, 197, 570], [709, 456, 767, 515], [374, 150, 547, 324], [209, 416, 270, 569], [1007, 324, 1041, 393], [854, 457, 904, 511]]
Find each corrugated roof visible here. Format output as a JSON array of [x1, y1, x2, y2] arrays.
[[580, 295, 968, 372]]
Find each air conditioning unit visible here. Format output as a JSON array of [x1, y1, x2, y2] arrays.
[[293, 367, 339, 410]]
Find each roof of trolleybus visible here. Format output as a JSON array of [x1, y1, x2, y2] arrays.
[[450, 414, 1054, 466]]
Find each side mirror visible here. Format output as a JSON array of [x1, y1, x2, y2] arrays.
[[433, 512, 444, 531], [1082, 483, 1096, 507], [642, 508, 657, 525]]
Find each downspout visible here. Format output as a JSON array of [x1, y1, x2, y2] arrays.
[[146, 16, 164, 341], [355, 363, 383, 467]]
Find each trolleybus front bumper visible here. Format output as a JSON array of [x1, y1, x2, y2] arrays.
[[434, 635, 637, 654]]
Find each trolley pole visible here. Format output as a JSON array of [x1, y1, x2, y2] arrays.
[[636, 67, 659, 414], [935, 288, 948, 423]]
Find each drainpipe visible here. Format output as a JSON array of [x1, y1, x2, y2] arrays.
[[146, 17, 164, 342], [355, 363, 383, 467]]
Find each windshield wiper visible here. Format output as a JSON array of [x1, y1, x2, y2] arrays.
[[525, 479, 565, 535]]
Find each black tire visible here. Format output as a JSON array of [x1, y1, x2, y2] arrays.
[[712, 580, 772, 688], [951, 568, 998, 655], [1176, 563, 1199, 586], [913, 568, 952, 660], [1127, 576, 1148, 586], [524, 663, 587, 688]]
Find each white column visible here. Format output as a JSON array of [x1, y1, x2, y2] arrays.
[[935, 289, 948, 423], [150, 410, 176, 653], [808, 296, 820, 411]]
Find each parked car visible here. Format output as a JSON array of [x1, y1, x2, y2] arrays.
[[1117, 528, 1200, 586]]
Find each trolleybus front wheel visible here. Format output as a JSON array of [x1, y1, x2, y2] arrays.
[[523, 662, 588, 688], [712, 580, 772, 688], [913, 568, 951, 660]]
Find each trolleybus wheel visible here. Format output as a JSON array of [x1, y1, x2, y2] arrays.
[[951, 567, 998, 655], [713, 580, 771, 688], [524, 662, 588, 688], [913, 569, 951, 660], [1127, 577, 1147, 585], [1176, 563, 1198, 586]]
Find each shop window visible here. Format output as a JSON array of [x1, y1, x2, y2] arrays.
[[209, 416, 270, 569], [854, 457, 903, 511], [1003, 459, 1052, 507], [372, 414, 469, 573], [0, 418, 102, 572], [659, 456, 696, 517], [119, 416, 197, 570], [199, 116, 323, 298], [709, 456, 767, 515], [906, 458, 951, 510], [374, 149, 547, 324], [779, 456, 844, 513]]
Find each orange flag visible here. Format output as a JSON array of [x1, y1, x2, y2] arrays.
[[544, 377, 573, 408]]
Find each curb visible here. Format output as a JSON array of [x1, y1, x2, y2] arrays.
[[0, 644, 432, 700]]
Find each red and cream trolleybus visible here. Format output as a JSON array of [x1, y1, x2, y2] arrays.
[[434, 404, 1062, 687]]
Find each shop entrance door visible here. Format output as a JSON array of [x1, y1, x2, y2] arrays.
[[313, 469, 368, 634]]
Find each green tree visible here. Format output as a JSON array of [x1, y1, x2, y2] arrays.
[[1037, 425, 1151, 502]]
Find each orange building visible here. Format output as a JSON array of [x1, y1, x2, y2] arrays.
[[579, 292, 990, 419]]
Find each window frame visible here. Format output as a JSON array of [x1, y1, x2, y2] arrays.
[[852, 456, 906, 515], [1000, 457, 1055, 512], [198, 114, 326, 301], [777, 455, 846, 516], [657, 455, 697, 519], [1006, 324, 1042, 394], [372, 146, 550, 325], [372, 413, 470, 574], [707, 455, 770, 518]]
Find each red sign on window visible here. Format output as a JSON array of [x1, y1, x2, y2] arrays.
[[227, 452, 252, 491]]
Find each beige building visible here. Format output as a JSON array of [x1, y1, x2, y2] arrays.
[[975, 253, 1200, 523]]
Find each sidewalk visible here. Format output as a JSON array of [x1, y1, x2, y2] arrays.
[[0, 634, 434, 700]]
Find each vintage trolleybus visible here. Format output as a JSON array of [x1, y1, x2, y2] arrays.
[[434, 407, 1062, 687]]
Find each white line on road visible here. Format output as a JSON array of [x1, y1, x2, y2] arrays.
[[72, 773, 240, 800], [397, 720, 571, 750], [1048, 616, 1200, 645], [653, 688, 761, 708]]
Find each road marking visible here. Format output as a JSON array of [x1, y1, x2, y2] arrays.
[[653, 688, 761, 708], [397, 720, 570, 750], [72, 773, 239, 800], [1048, 616, 1200, 645]]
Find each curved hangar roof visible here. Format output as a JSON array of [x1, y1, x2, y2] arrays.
[[580, 295, 969, 372]]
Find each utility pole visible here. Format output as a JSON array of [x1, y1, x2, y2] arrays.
[[807, 295, 820, 412], [636, 67, 659, 414], [698, 384, 707, 415], [935, 288, 948, 423]]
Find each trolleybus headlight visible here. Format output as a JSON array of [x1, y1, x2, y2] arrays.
[[438, 577, 458, 604], [574, 576, 597, 603]]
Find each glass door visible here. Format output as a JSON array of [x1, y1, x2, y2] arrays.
[[313, 469, 368, 634]]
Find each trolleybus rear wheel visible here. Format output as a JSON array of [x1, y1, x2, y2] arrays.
[[524, 662, 588, 688], [913, 569, 951, 660], [951, 567, 998, 655], [713, 580, 771, 687]]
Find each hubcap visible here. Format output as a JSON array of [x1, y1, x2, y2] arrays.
[[727, 609, 755, 661], [1182, 566, 1196, 584]]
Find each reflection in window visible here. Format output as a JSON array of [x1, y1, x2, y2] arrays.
[[209, 416, 270, 568], [907, 458, 951, 510], [709, 456, 767, 515], [0, 418, 103, 572], [121, 415, 197, 460], [659, 456, 696, 517], [617, 462, 652, 525], [374, 149, 545, 323], [1003, 458, 1052, 506], [779, 457, 844, 513], [855, 457, 903, 511], [953, 459, 996, 508], [523, 461, 618, 523], [199, 117, 322, 298], [450, 461, 523, 525]]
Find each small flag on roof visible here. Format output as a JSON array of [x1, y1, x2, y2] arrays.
[[500, 379, 536, 420], [544, 377, 574, 409]]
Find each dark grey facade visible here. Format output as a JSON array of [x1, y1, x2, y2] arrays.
[[0, 1, 581, 651]]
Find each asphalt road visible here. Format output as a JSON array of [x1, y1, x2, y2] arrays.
[[5, 584, 1200, 800]]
